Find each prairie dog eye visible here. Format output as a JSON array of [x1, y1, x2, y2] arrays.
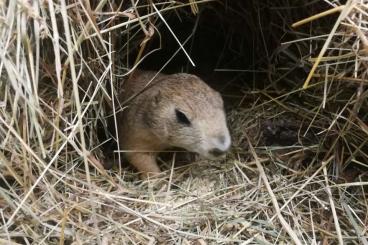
[[175, 109, 191, 126]]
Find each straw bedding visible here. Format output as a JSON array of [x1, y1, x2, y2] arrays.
[[0, 0, 367, 244]]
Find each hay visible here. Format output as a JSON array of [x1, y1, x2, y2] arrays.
[[0, 0, 367, 244]]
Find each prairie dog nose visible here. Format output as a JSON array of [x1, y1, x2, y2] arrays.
[[217, 134, 231, 151], [209, 135, 231, 157]]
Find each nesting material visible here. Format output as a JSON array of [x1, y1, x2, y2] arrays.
[[0, 0, 367, 244]]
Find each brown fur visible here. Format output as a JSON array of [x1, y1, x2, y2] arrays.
[[116, 70, 231, 178]]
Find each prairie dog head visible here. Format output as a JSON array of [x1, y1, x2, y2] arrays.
[[144, 73, 231, 159]]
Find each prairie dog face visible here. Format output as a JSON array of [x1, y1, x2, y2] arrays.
[[147, 74, 231, 159], [169, 103, 231, 160]]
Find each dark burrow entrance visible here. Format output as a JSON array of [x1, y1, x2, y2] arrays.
[[103, 0, 348, 171]]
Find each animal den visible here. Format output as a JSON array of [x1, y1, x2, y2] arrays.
[[0, 0, 367, 244]]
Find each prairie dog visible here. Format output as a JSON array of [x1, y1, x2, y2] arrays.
[[117, 70, 231, 177]]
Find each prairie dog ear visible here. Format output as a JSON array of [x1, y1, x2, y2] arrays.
[[153, 90, 162, 106], [141, 91, 161, 128], [214, 91, 224, 108]]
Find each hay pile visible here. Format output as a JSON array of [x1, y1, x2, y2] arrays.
[[0, 0, 367, 244]]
